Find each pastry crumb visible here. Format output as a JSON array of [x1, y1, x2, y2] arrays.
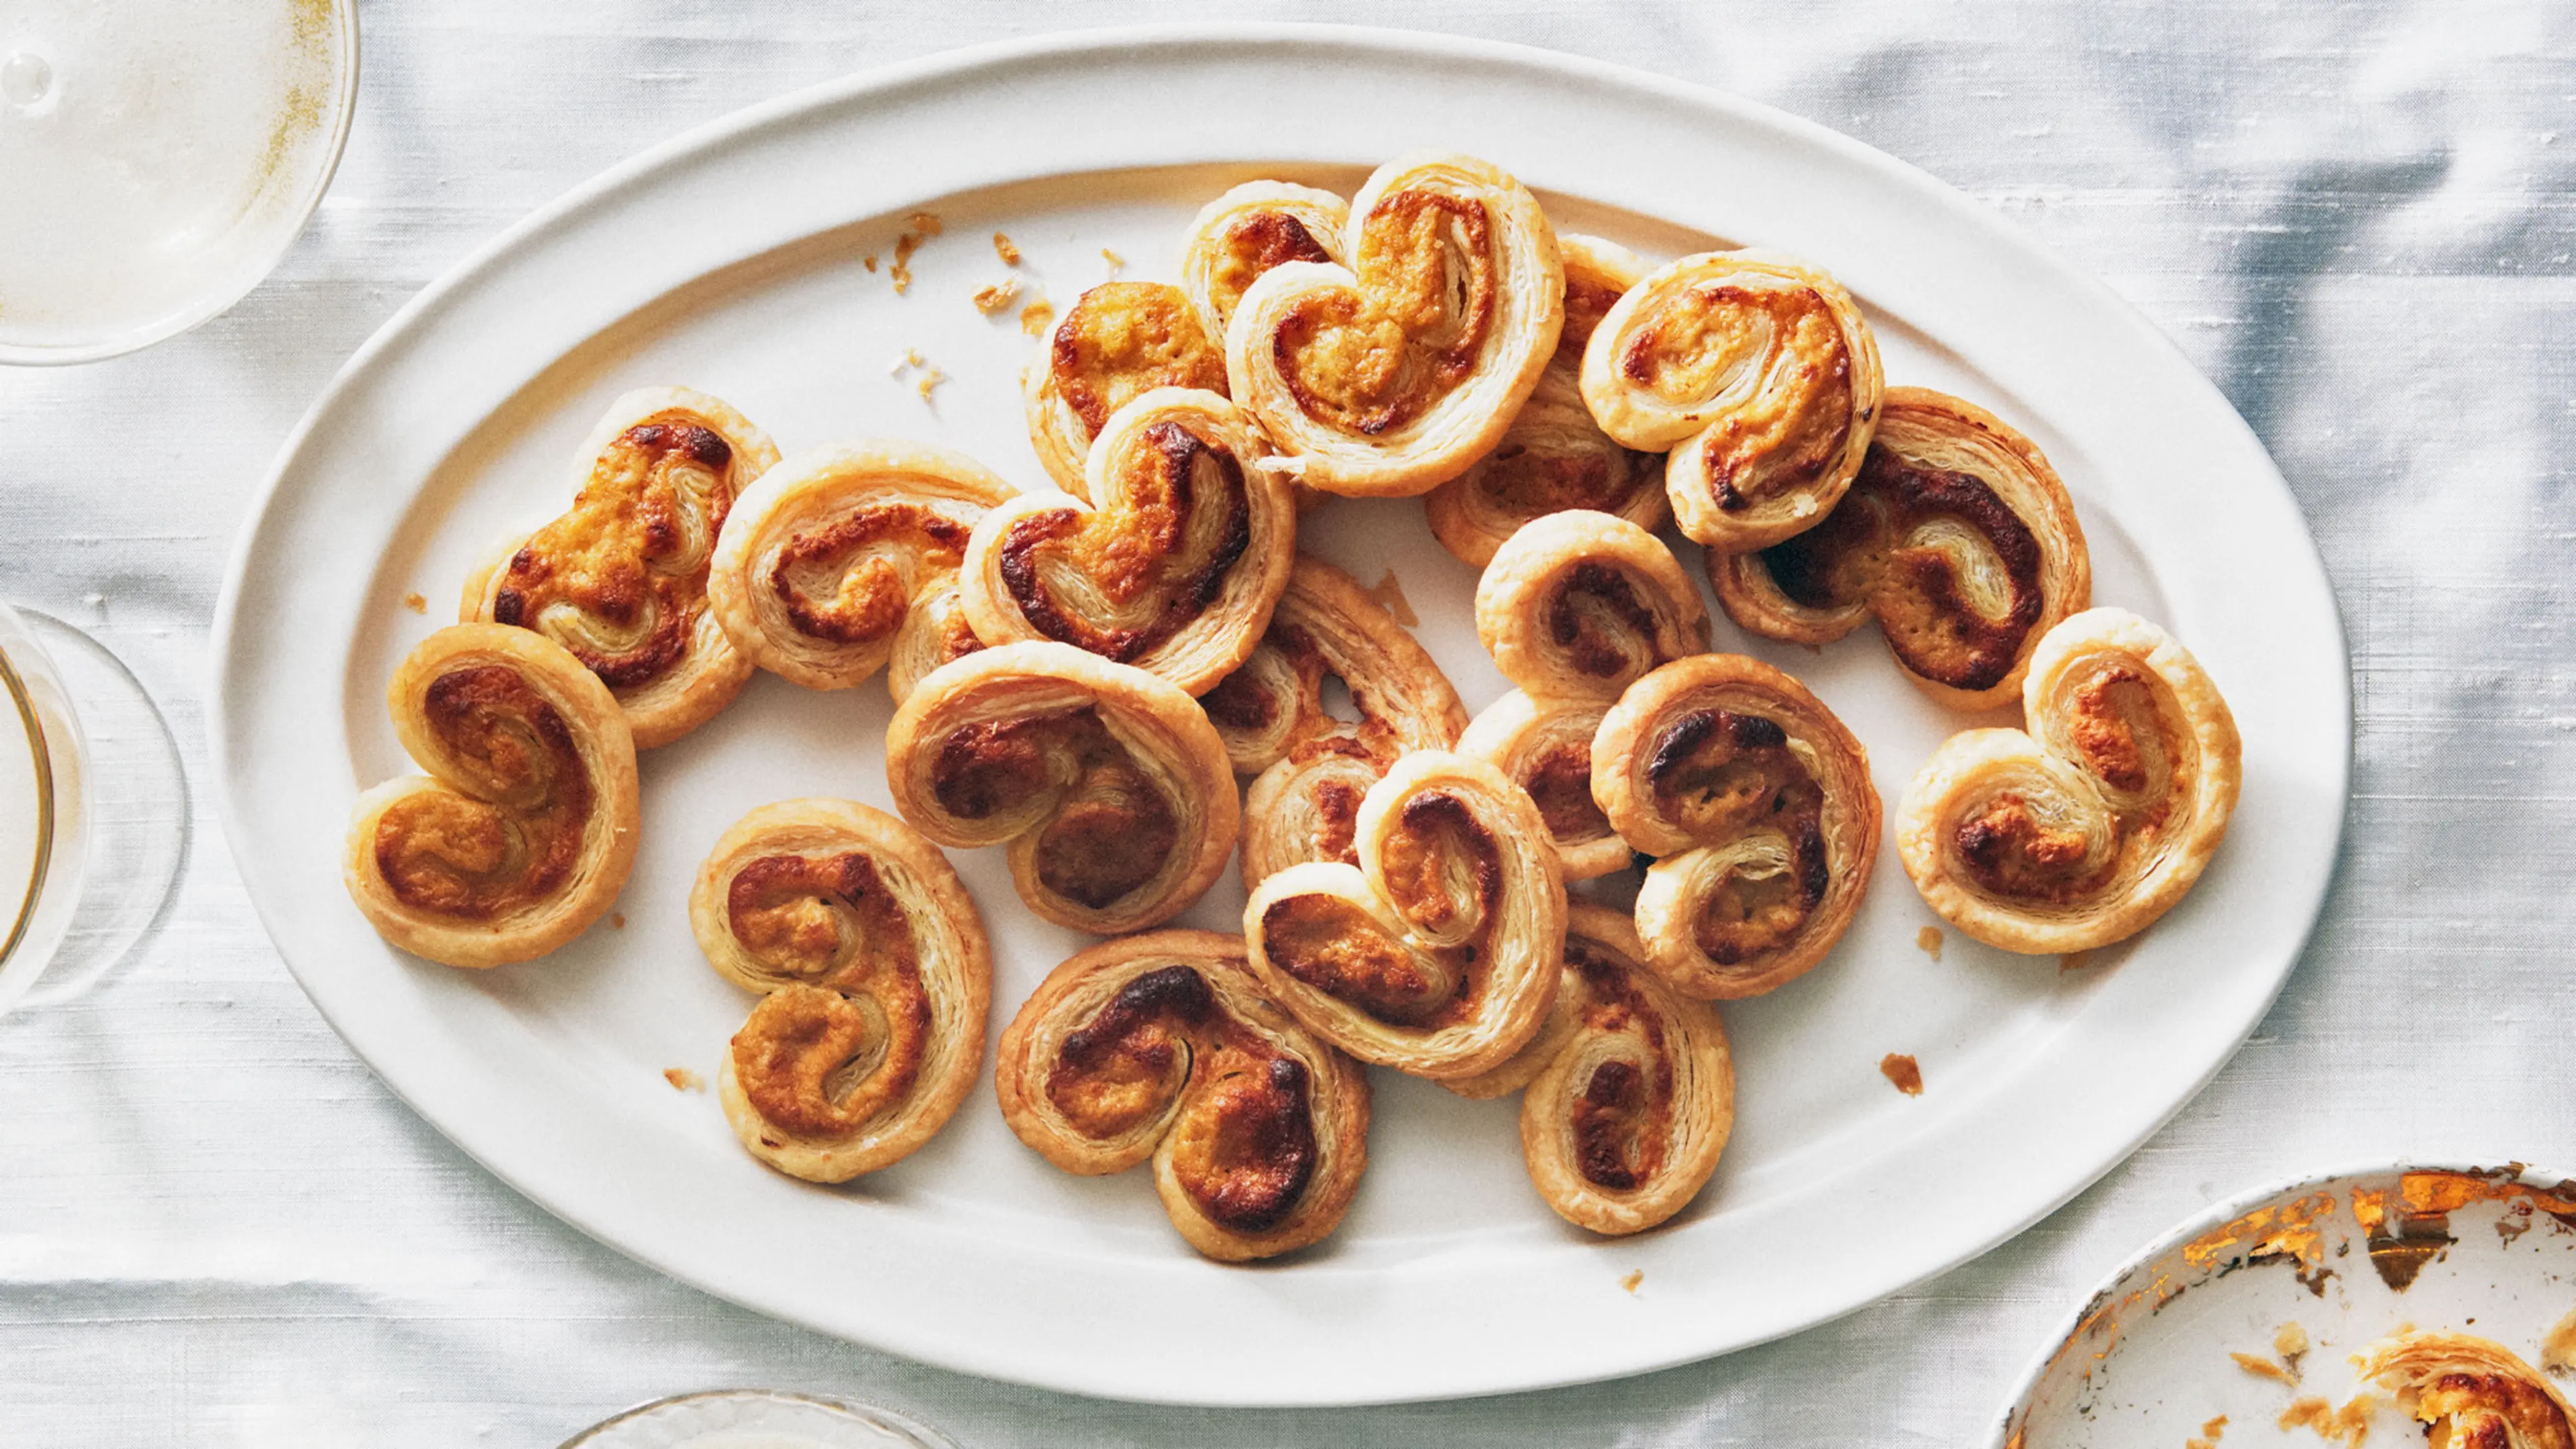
[[973, 277, 1022, 315], [890, 347, 926, 377], [890, 215, 943, 295], [2275, 1394, 2372, 1446], [1917, 925, 1943, 961], [861, 254, 878, 272], [1366, 570, 1419, 628], [2060, 949, 2094, 973], [402, 591, 427, 614], [2275, 1321, 2309, 1375], [1101, 246, 1126, 276], [610, 912, 625, 930], [1019, 297, 1055, 337], [2232, 1350, 2293, 1383], [2197, 1414, 2229, 1444], [909, 210, 943, 237], [1619, 1269, 1643, 1294], [914, 366, 947, 401], [1880, 1053, 1923, 1096], [663, 1067, 702, 1092], [992, 231, 1020, 265]]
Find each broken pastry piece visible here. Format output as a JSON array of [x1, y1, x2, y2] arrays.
[[2362, 1332, 2575, 1449]]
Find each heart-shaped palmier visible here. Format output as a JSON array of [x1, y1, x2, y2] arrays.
[[959, 388, 1295, 696], [996, 928, 1371, 1262], [343, 623, 639, 968], [1179, 179, 1351, 346], [1896, 608, 2239, 954], [1244, 751, 1568, 1080], [1024, 280, 1230, 495], [1225, 152, 1564, 498], [1592, 653, 1880, 999], [885, 641, 1238, 934]]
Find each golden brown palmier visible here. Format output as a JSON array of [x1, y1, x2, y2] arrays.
[[2360, 1334, 2576, 1449], [959, 388, 1295, 696], [1454, 691, 1626, 881], [1199, 556, 1468, 888], [694, 799, 989, 1183], [1024, 280, 1230, 495], [1709, 387, 2090, 711], [885, 641, 1238, 934], [1424, 235, 1668, 566], [1224, 152, 1564, 498], [1896, 608, 2239, 954], [996, 929, 1371, 1262], [343, 624, 639, 968], [1581, 252, 1882, 552], [1244, 751, 1568, 1080], [1179, 180, 1351, 345], [882, 583, 986, 706], [1592, 654, 1880, 999], [463, 386, 780, 748], [1443, 907, 1733, 1235], [705, 441, 1012, 698], [1474, 509, 1710, 704]]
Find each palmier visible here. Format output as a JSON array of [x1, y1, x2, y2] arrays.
[[1424, 235, 1667, 566], [885, 641, 1237, 934], [705, 441, 1012, 698], [1454, 692, 1625, 881], [1024, 280, 1230, 495], [1199, 556, 1468, 888], [1474, 508, 1709, 703], [463, 386, 780, 748], [2361, 1334, 2576, 1449], [343, 624, 639, 968], [1592, 654, 1880, 999], [1580, 251, 1882, 551], [1224, 152, 1564, 498], [959, 388, 1295, 695], [1243, 751, 1568, 1080], [694, 799, 989, 1183], [1896, 608, 2239, 954], [996, 929, 1371, 1262], [1709, 387, 2090, 711], [1179, 180, 1350, 345]]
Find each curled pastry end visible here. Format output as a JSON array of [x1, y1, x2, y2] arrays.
[[1474, 508, 1710, 704], [1024, 280, 1230, 495], [1179, 179, 1352, 347], [1455, 690, 1627, 881]]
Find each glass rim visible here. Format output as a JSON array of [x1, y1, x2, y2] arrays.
[[0, 631, 58, 968], [0, 0, 363, 367], [556, 1389, 963, 1449]]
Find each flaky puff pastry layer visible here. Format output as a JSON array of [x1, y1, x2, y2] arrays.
[[1593, 654, 1880, 999], [705, 441, 1012, 698], [696, 799, 989, 1183], [885, 641, 1238, 934], [1224, 152, 1564, 498], [996, 929, 1371, 1262], [344, 623, 639, 969], [1244, 751, 1568, 1081], [1896, 608, 2239, 955], [2359, 1333, 2576, 1449], [959, 388, 1294, 696], [1444, 907, 1733, 1235], [1424, 235, 1668, 566], [1454, 692, 1626, 881], [1581, 252, 1882, 552], [1179, 180, 1350, 347], [1024, 280, 1230, 496], [463, 386, 780, 748], [1710, 387, 2090, 711], [1200, 556, 1468, 890]]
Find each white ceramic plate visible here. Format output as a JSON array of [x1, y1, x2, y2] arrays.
[[1992, 1163, 2576, 1447], [209, 25, 2349, 1405]]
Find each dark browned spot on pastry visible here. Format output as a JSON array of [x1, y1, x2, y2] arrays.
[[1953, 793, 2104, 904], [1199, 661, 1283, 733], [1048, 964, 1211, 1138], [1523, 741, 1611, 845], [1646, 709, 1831, 963], [1308, 776, 1366, 866], [726, 850, 921, 986], [1208, 209, 1336, 323], [1879, 1052, 1923, 1096], [1274, 188, 1496, 437], [1617, 282, 1851, 511], [732, 981, 929, 1138], [1261, 893, 1461, 1026], [492, 415, 736, 690], [1480, 433, 1650, 519], [1548, 561, 1670, 682], [1167, 1050, 1318, 1232], [930, 708, 1181, 912], [767, 504, 971, 645], [373, 665, 594, 920], [1563, 949, 1675, 1191], [1049, 282, 1227, 435], [1379, 791, 1502, 938]]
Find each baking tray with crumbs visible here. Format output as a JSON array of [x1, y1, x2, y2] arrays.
[[1994, 1163, 2576, 1447]]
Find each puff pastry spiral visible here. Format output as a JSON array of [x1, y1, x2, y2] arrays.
[[1593, 654, 1880, 998], [1424, 235, 1667, 566], [960, 388, 1294, 695], [1024, 280, 1230, 496], [705, 441, 1010, 698], [1201, 556, 1468, 887], [1709, 387, 2090, 711], [1244, 751, 1568, 1080], [1179, 180, 1351, 346], [464, 386, 780, 748], [2360, 1334, 2576, 1449], [694, 799, 989, 1183], [1581, 252, 1882, 552], [1896, 608, 2240, 954], [885, 641, 1238, 934], [1224, 152, 1564, 498], [344, 623, 640, 968], [996, 929, 1371, 1261]]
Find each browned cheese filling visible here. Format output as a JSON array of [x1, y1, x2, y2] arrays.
[[2415, 1371, 2576, 1449], [1522, 739, 1613, 849], [493, 415, 737, 688], [1049, 282, 1228, 435], [1259, 790, 1502, 1026], [929, 708, 1179, 911], [1619, 282, 1851, 512], [1275, 188, 1497, 436], [732, 978, 931, 1139], [1647, 708, 1830, 965], [725, 850, 920, 986], [767, 503, 971, 645], [1562, 943, 1676, 1193], [1204, 619, 1411, 870], [1546, 560, 1671, 684], [1760, 446, 2045, 692], [374, 665, 595, 921], [1205, 209, 1336, 327], [1046, 964, 1318, 1232], [1953, 667, 2182, 905], [997, 420, 1252, 661]]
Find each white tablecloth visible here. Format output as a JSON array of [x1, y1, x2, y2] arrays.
[[3, 1, 2561, 1442]]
